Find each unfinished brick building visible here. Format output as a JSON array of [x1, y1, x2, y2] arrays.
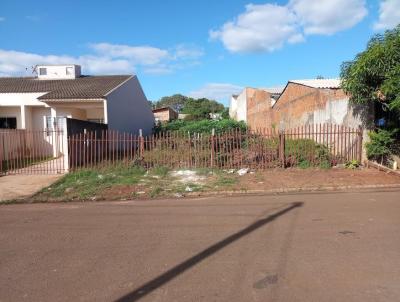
[[231, 79, 373, 131]]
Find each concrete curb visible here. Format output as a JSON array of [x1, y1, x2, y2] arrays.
[[186, 183, 400, 198]]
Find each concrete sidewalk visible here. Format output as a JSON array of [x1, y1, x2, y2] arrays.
[[1, 190, 399, 301], [0, 174, 62, 202]]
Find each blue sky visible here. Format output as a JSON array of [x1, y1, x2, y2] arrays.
[[0, 0, 399, 105]]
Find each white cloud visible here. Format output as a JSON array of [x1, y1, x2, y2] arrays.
[[188, 83, 243, 104], [90, 43, 169, 65], [210, 3, 301, 53], [0, 43, 204, 76], [289, 0, 367, 35], [374, 0, 400, 30], [210, 0, 367, 53]]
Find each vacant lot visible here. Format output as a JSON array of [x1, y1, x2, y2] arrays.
[[27, 165, 400, 202], [1, 190, 399, 301]]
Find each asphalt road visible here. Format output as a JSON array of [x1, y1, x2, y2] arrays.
[[1, 190, 400, 302]]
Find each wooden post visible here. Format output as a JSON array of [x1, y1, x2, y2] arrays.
[[357, 126, 363, 163], [279, 130, 285, 168], [139, 129, 144, 159], [211, 128, 215, 168]]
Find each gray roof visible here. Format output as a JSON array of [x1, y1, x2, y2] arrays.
[[0, 75, 132, 100], [289, 79, 341, 89]]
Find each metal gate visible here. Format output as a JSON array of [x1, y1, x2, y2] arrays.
[[0, 129, 66, 175]]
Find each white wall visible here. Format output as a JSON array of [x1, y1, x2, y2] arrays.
[[53, 107, 87, 120], [0, 93, 48, 106], [303, 98, 364, 128], [234, 88, 247, 122], [37, 65, 81, 80], [31, 107, 51, 130], [106, 76, 154, 135]]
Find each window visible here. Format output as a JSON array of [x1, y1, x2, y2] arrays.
[[39, 68, 47, 75], [66, 67, 73, 75], [0, 117, 17, 129]]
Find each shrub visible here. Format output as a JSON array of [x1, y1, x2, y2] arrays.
[[155, 119, 247, 134], [345, 160, 360, 169], [366, 129, 398, 164], [285, 139, 331, 167]]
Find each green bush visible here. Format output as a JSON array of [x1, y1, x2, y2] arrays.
[[366, 129, 398, 164], [155, 119, 247, 134], [285, 139, 331, 167]]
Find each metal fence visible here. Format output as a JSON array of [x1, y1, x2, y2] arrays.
[[68, 124, 363, 171], [0, 129, 66, 175]]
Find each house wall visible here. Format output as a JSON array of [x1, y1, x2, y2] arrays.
[[86, 108, 104, 120], [154, 109, 170, 122], [246, 88, 274, 130], [153, 108, 178, 122], [31, 107, 51, 130], [53, 107, 87, 120], [37, 65, 80, 80], [231, 88, 247, 122], [106, 75, 154, 135], [229, 96, 238, 120], [272, 83, 369, 130]]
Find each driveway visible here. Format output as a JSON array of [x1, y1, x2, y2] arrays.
[[0, 174, 62, 202], [0, 190, 399, 301]]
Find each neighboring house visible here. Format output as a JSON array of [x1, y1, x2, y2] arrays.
[[230, 79, 373, 130], [0, 64, 154, 135], [229, 87, 284, 129], [272, 79, 372, 130], [152, 107, 178, 123]]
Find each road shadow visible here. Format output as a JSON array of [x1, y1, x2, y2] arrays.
[[115, 201, 303, 302]]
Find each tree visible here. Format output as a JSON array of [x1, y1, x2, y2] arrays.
[[182, 98, 225, 120], [154, 94, 226, 120], [154, 94, 189, 112], [340, 25, 400, 113]]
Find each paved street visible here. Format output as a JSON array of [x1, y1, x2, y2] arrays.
[[1, 190, 400, 302]]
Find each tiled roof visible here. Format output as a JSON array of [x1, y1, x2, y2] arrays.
[[0, 75, 132, 100], [289, 79, 341, 89]]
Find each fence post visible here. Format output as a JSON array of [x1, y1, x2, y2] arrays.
[[279, 130, 286, 168], [139, 129, 144, 159], [0, 134, 3, 175], [357, 125, 363, 163], [210, 128, 215, 168]]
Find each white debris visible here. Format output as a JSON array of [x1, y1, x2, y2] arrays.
[[170, 170, 206, 184], [97, 174, 104, 179], [174, 193, 184, 198], [185, 186, 193, 192], [237, 168, 249, 176], [226, 169, 235, 174]]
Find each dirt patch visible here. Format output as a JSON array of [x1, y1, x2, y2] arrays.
[[236, 167, 400, 191], [22, 166, 400, 203]]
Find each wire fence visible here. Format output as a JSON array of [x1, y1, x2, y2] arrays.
[[67, 124, 363, 171]]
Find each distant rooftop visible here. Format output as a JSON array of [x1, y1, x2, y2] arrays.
[[262, 86, 285, 94], [289, 79, 341, 89]]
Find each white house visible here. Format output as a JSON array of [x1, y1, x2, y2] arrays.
[[0, 64, 154, 135]]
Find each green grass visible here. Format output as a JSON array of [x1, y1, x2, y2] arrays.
[[37, 164, 146, 200], [213, 174, 238, 188]]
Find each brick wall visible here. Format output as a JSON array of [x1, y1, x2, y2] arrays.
[[246, 88, 274, 130], [245, 83, 369, 131]]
